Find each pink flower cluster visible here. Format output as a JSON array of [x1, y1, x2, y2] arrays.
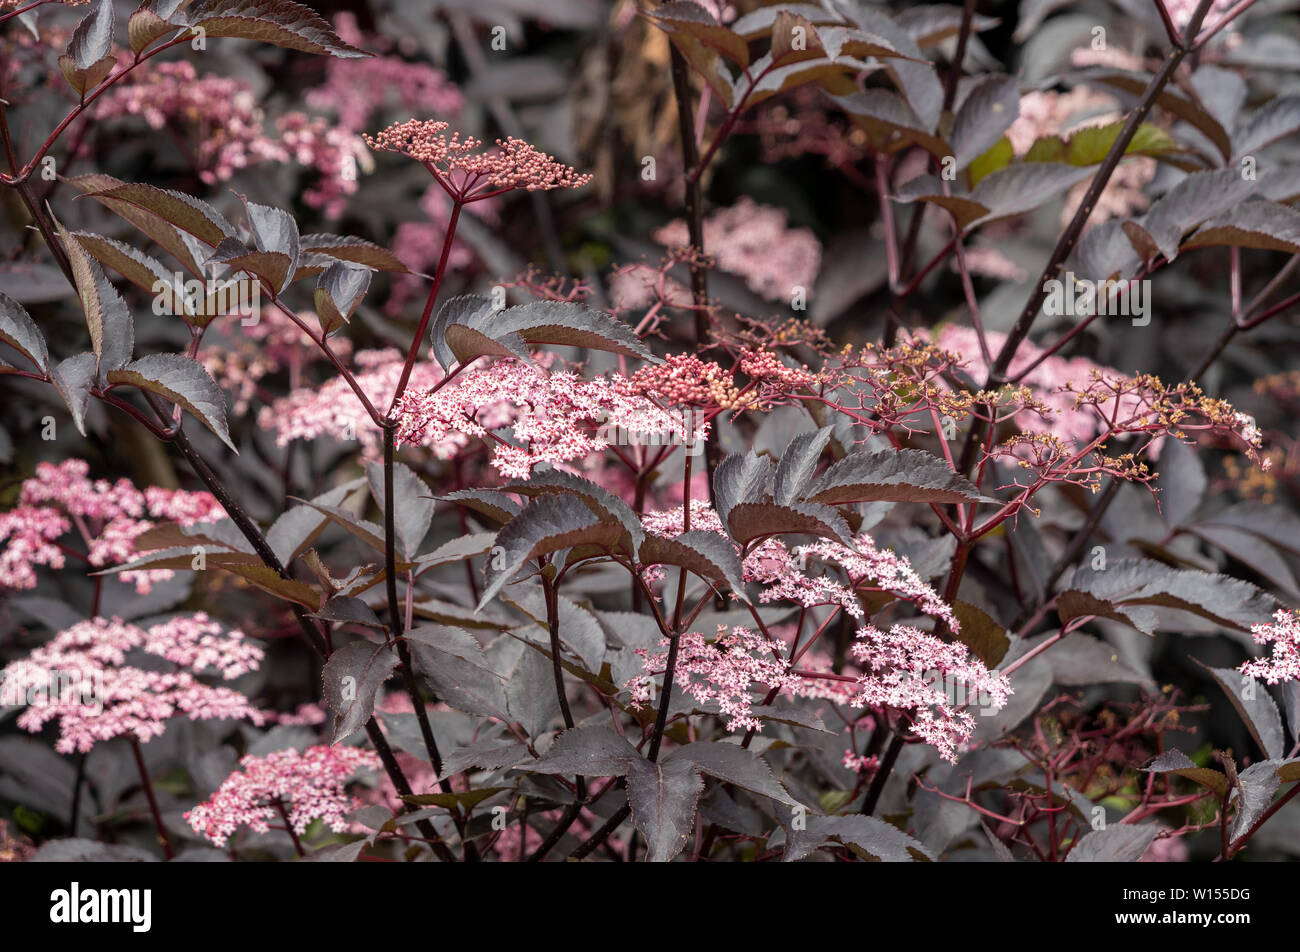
[[849, 624, 1011, 763], [0, 459, 225, 592], [1239, 609, 1300, 685], [95, 61, 284, 184], [95, 61, 367, 217], [365, 120, 593, 200], [629, 625, 797, 732], [394, 358, 688, 478], [185, 745, 380, 848], [259, 349, 443, 456], [0, 614, 265, 754], [305, 33, 462, 132], [654, 197, 821, 302], [640, 502, 957, 631]]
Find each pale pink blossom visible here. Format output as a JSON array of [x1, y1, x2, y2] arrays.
[[1239, 609, 1300, 685], [185, 746, 380, 847], [849, 624, 1011, 763], [655, 197, 820, 302], [0, 615, 266, 754]]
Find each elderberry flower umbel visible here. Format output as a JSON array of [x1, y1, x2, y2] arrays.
[[0, 459, 227, 593], [0, 615, 265, 754], [850, 624, 1011, 764], [185, 746, 381, 848], [365, 119, 593, 201], [1239, 609, 1300, 685]]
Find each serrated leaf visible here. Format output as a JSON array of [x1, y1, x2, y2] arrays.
[[726, 500, 854, 547], [504, 645, 561, 738], [405, 625, 510, 720], [784, 814, 931, 862], [60, 0, 115, 95], [1144, 749, 1228, 796], [265, 480, 363, 564], [1183, 200, 1300, 255], [179, 0, 369, 58], [106, 354, 234, 451], [414, 532, 497, 572], [714, 452, 773, 527], [437, 489, 521, 525], [56, 217, 134, 383], [72, 232, 193, 321], [322, 640, 397, 743], [1233, 96, 1300, 160], [478, 495, 625, 609], [128, 2, 182, 55], [496, 469, 644, 559], [831, 89, 951, 159], [314, 262, 371, 337], [286, 496, 387, 554], [627, 756, 704, 862], [962, 162, 1096, 229], [638, 530, 748, 602], [647, 1, 749, 67], [669, 741, 800, 807], [1073, 68, 1231, 159], [1064, 121, 1177, 166], [952, 600, 1010, 667], [65, 174, 207, 277], [1066, 824, 1157, 862], [0, 290, 49, 373], [1194, 661, 1286, 761], [50, 353, 96, 436], [774, 426, 833, 506], [91, 183, 236, 248], [806, 447, 985, 505], [527, 724, 640, 776], [299, 234, 408, 272]]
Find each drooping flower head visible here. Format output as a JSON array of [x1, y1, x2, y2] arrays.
[[185, 746, 381, 848], [0, 614, 265, 754], [849, 624, 1011, 764], [365, 119, 592, 202]]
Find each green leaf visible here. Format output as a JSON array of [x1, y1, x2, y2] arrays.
[[106, 354, 234, 451], [1072, 68, 1231, 160], [1064, 121, 1178, 166], [967, 136, 1014, 187], [627, 757, 704, 862], [0, 290, 49, 373], [313, 262, 371, 337], [179, 0, 370, 58], [322, 639, 397, 743]]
